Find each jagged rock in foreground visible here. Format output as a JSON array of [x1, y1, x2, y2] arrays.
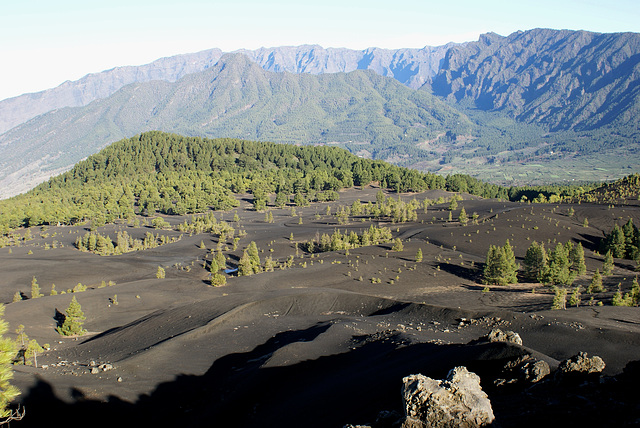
[[558, 352, 605, 375], [485, 328, 523, 346], [401, 367, 494, 428]]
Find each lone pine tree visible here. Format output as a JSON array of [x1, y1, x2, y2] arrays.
[[30, 276, 42, 299], [392, 238, 404, 252], [484, 240, 518, 285], [587, 269, 604, 293], [57, 296, 86, 336], [156, 266, 166, 279], [569, 242, 587, 275], [458, 206, 468, 226], [603, 250, 614, 276], [552, 287, 568, 310], [238, 249, 254, 276], [523, 241, 547, 282]]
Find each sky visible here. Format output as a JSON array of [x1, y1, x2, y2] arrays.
[[1, 0, 639, 101]]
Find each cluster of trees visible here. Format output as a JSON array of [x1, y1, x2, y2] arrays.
[[176, 212, 235, 237], [333, 193, 421, 224], [600, 219, 640, 261], [238, 242, 262, 276], [333, 193, 469, 225], [613, 277, 640, 307], [75, 231, 180, 256], [303, 225, 393, 254], [260, 188, 339, 211], [366, 192, 420, 223], [484, 239, 587, 287], [0, 230, 33, 248], [1, 131, 637, 239], [507, 183, 599, 204], [235, 242, 295, 277], [522, 241, 586, 286]]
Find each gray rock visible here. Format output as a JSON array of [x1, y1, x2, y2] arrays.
[[519, 359, 550, 383], [401, 367, 494, 428], [486, 328, 523, 346], [498, 355, 550, 384], [558, 352, 605, 374]]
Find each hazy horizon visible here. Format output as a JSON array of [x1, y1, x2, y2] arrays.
[[2, 0, 639, 101]]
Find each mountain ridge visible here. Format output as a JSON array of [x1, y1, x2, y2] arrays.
[[429, 28, 640, 133], [0, 53, 469, 198], [0, 44, 453, 135]]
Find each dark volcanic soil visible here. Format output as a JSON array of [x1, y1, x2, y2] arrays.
[[2, 188, 639, 427]]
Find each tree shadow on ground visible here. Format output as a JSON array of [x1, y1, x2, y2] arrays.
[[53, 309, 65, 330], [578, 232, 604, 252], [438, 262, 481, 282]]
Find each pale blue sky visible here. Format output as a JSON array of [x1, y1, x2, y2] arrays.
[[1, 0, 639, 100]]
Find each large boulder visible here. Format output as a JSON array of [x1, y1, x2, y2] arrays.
[[558, 352, 605, 375], [401, 367, 494, 428], [485, 328, 523, 346]]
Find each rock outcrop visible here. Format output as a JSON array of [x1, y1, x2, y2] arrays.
[[484, 328, 523, 346], [558, 352, 605, 375], [401, 367, 494, 428]]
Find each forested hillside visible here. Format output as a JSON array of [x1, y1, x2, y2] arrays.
[[0, 131, 508, 233]]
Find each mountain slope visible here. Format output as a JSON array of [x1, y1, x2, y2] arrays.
[[0, 54, 470, 198], [0, 48, 224, 135], [429, 28, 640, 133], [0, 45, 451, 135]]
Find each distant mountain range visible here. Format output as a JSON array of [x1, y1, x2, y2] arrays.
[[1, 28, 640, 197], [0, 44, 452, 135]]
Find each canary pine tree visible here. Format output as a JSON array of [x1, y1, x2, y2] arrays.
[[30, 276, 43, 299], [603, 250, 614, 276], [484, 240, 518, 285], [57, 296, 86, 336], [523, 241, 547, 282]]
